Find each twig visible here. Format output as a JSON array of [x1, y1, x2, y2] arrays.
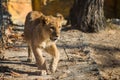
[[63, 45, 70, 60], [60, 39, 70, 60]]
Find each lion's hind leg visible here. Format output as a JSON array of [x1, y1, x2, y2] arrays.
[[27, 45, 33, 62]]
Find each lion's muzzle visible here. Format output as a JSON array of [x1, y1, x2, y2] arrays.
[[50, 36, 59, 41], [50, 30, 60, 41]]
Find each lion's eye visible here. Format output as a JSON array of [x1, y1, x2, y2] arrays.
[[59, 26, 61, 29], [50, 27, 54, 31]]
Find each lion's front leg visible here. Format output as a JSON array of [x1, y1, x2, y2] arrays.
[[31, 45, 47, 74], [45, 43, 60, 73]]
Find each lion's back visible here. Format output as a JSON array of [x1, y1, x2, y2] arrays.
[[24, 11, 43, 42]]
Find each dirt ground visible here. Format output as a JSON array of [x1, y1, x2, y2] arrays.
[[0, 24, 120, 80]]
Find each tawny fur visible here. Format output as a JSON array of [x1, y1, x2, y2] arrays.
[[24, 11, 64, 73]]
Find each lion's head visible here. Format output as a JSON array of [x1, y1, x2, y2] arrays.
[[39, 13, 65, 41]]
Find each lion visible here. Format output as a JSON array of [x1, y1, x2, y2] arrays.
[[24, 11, 65, 74]]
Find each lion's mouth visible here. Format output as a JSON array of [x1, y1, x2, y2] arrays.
[[50, 37, 58, 41]]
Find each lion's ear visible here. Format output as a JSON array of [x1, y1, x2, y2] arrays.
[[40, 16, 49, 25], [56, 13, 67, 26], [37, 16, 47, 26]]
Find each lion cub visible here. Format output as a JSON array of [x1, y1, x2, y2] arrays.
[[24, 11, 64, 74]]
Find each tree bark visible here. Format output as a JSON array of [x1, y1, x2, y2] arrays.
[[70, 0, 106, 32]]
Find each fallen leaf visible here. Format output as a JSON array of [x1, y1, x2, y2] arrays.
[[10, 71, 21, 77], [57, 72, 68, 79]]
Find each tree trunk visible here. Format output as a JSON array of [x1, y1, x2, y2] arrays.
[[70, 0, 106, 32]]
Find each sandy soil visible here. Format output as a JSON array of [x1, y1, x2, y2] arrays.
[[0, 24, 120, 80]]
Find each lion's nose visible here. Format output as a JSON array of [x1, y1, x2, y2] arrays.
[[55, 35, 59, 38], [53, 32, 59, 37], [51, 32, 59, 41]]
